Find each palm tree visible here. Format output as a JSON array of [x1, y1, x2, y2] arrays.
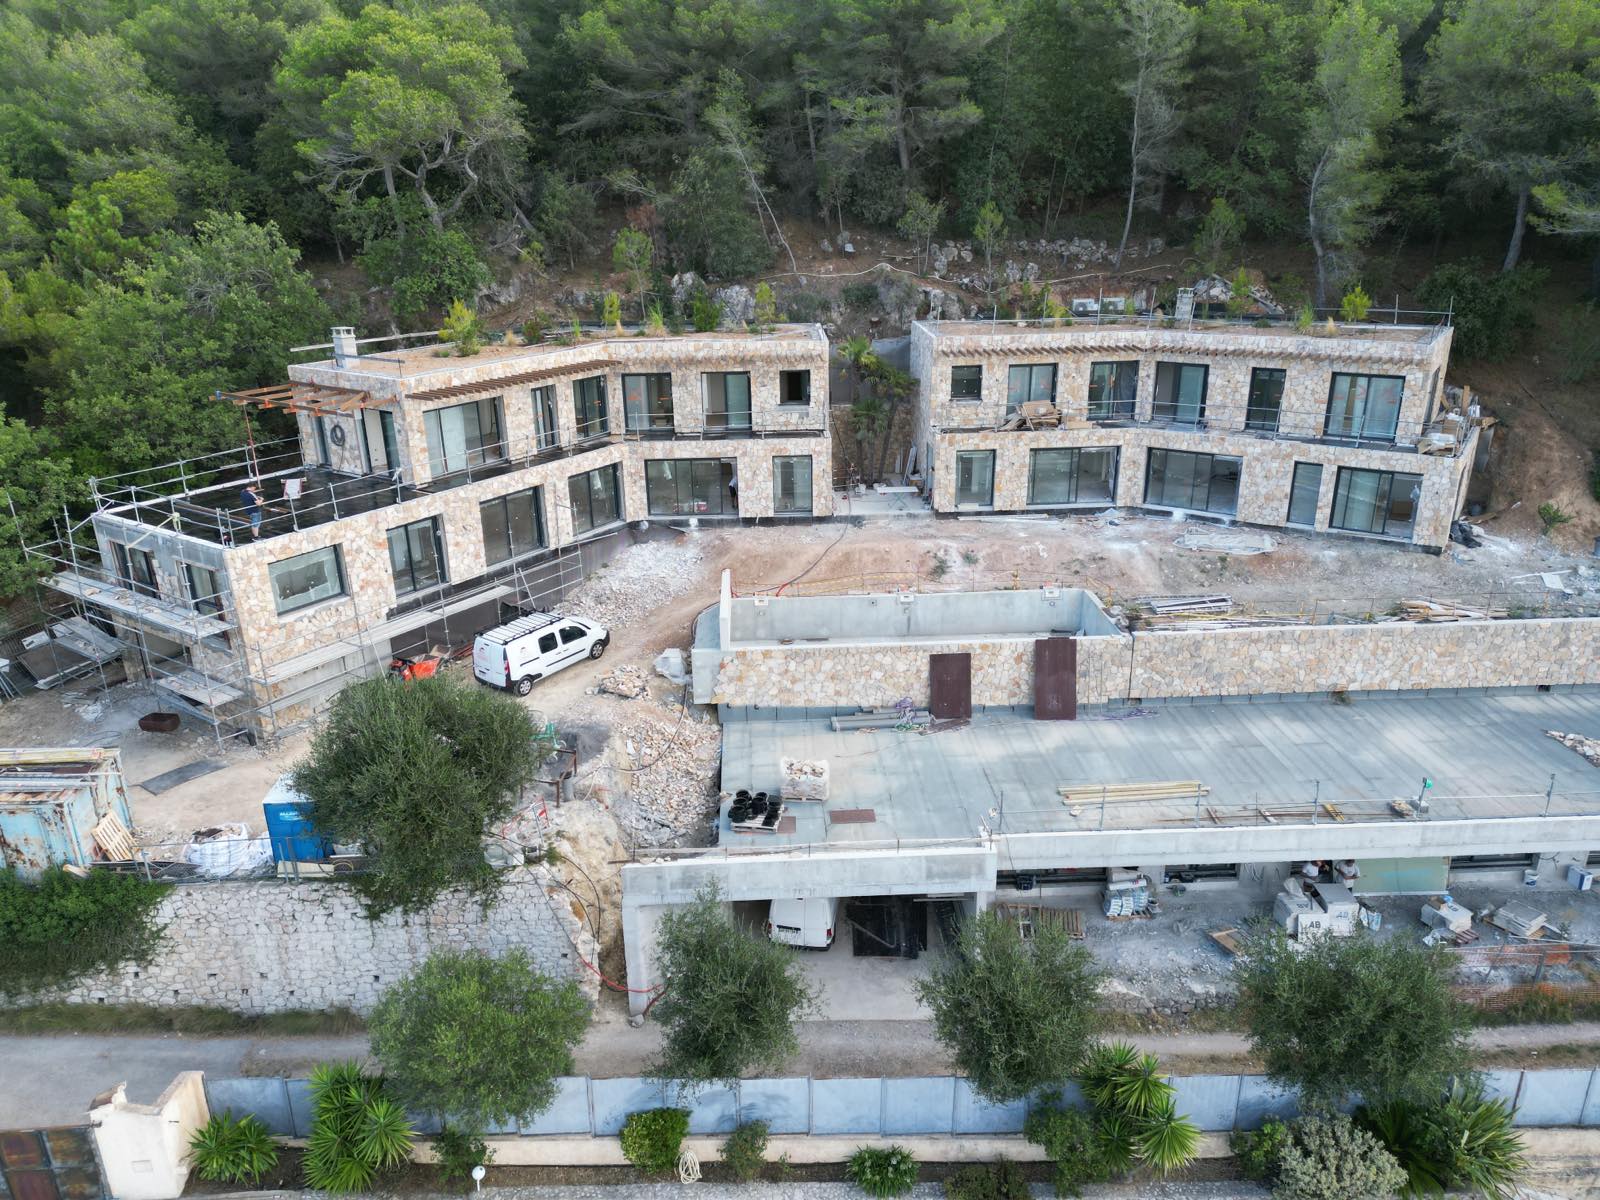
[[847, 395, 888, 486], [839, 335, 879, 406], [870, 363, 915, 484]]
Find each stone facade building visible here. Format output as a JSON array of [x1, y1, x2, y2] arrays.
[[908, 318, 1474, 549], [54, 325, 831, 737]]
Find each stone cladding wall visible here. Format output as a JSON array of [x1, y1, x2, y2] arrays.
[[30, 874, 598, 1014]]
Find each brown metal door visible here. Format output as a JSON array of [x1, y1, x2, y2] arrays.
[[1034, 636, 1078, 720], [929, 652, 972, 719]]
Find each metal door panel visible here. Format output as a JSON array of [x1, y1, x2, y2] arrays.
[[1034, 636, 1077, 720], [929, 653, 971, 720]]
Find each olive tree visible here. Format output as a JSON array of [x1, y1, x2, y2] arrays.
[[916, 908, 1103, 1103]]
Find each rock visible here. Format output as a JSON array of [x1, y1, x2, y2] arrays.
[[1003, 260, 1022, 284], [599, 665, 648, 699], [712, 283, 754, 326], [1022, 262, 1040, 282], [819, 238, 832, 254], [958, 246, 972, 262], [670, 271, 702, 308]]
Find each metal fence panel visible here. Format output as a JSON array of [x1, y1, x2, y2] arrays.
[[676, 1085, 737, 1136], [1170, 1075, 1244, 1132], [1510, 1069, 1592, 1128], [286, 1079, 314, 1139], [590, 1078, 667, 1137], [1480, 1069, 1524, 1114], [205, 1078, 291, 1136], [810, 1079, 882, 1135], [952, 1080, 1026, 1134], [1581, 1071, 1600, 1127], [518, 1078, 592, 1136], [1235, 1077, 1299, 1130], [883, 1077, 955, 1135], [737, 1079, 810, 1134]]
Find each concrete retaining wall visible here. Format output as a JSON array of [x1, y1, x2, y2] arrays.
[[28, 873, 597, 1013]]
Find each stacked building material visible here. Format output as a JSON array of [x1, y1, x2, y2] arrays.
[[780, 756, 830, 801], [1103, 877, 1150, 918]]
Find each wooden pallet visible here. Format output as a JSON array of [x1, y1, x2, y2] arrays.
[[1209, 927, 1242, 956], [1058, 780, 1209, 805], [92, 810, 137, 862], [1061, 908, 1085, 940]]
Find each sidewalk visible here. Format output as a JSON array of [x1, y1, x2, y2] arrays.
[[8, 1020, 1599, 1129]]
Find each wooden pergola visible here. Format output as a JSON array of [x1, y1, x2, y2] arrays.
[[222, 383, 371, 416], [407, 359, 621, 403]]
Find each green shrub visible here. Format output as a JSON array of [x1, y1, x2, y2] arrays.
[[432, 1126, 492, 1191], [842, 281, 880, 311], [1272, 1113, 1406, 1200], [439, 299, 485, 356], [1072, 1041, 1201, 1175], [187, 1111, 279, 1184], [1340, 285, 1372, 322], [718, 1119, 769, 1182], [620, 1108, 689, 1176], [521, 314, 547, 345], [689, 287, 721, 332], [603, 290, 623, 331], [303, 1062, 414, 1194], [846, 1145, 918, 1197], [1023, 1106, 1112, 1196], [1415, 262, 1545, 361], [0, 867, 168, 997], [944, 1157, 1029, 1200], [1539, 502, 1573, 532], [1360, 1081, 1527, 1200], [1230, 1118, 1289, 1182]]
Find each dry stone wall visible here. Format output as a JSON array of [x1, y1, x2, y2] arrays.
[[31, 874, 598, 1014], [711, 639, 1035, 708]]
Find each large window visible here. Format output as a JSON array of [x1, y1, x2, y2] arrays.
[[268, 546, 344, 614], [774, 455, 813, 513], [532, 385, 559, 451], [622, 373, 673, 432], [1144, 448, 1241, 515], [1330, 467, 1422, 539], [779, 370, 811, 407], [950, 364, 983, 402], [1246, 368, 1286, 431], [1028, 447, 1118, 506], [114, 544, 158, 598], [424, 397, 503, 476], [568, 464, 621, 534], [1286, 462, 1323, 526], [645, 459, 736, 516], [1006, 364, 1056, 415], [954, 450, 995, 506], [702, 372, 752, 430], [1087, 361, 1138, 420], [480, 487, 545, 565], [574, 376, 608, 439], [183, 562, 223, 616], [1153, 362, 1209, 423], [387, 516, 446, 595], [1325, 373, 1403, 441]]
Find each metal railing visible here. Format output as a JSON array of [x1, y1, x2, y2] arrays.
[[923, 303, 1454, 334]]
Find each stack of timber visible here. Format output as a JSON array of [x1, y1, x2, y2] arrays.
[[1060, 780, 1209, 807], [1398, 597, 1508, 622]]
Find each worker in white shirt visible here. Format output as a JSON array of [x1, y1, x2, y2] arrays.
[[1334, 859, 1360, 885]]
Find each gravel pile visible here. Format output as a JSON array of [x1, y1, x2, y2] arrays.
[[609, 698, 722, 849], [564, 538, 708, 631], [598, 664, 648, 699]]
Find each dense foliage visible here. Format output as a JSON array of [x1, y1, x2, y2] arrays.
[[915, 908, 1103, 1103], [718, 1120, 770, 1183], [618, 1108, 689, 1176], [291, 674, 549, 917], [649, 885, 818, 1088], [0, 867, 169, 996], [187, 1111, 280, 1185], [304, 1062, 414, 1194], [431, 1126, 494, 1191], [943, 1159, 1030, 1200], [370, 948, 590, 1133], [845, 1145, 919, 1198], [1270, 1113, 1408, 1200], [1360, 1080, 1528, 1200], [1236, 929, 1473, 1109]]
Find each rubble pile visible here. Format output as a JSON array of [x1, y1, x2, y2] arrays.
[[562, 539, 707, 631], [598, 664, 648, 699], [610, 701, 722, 848]]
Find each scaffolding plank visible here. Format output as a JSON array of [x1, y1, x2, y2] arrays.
[[43, 571, 233, 640]]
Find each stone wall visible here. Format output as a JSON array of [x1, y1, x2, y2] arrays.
[[34, 873, 599, 1013], [709, 616, 1600, 708]]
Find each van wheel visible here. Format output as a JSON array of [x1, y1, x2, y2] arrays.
[[589, 640, 608, 660], [514, 676, 535, 696]]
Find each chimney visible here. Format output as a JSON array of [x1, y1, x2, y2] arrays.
[[331, 326, 358, 367]]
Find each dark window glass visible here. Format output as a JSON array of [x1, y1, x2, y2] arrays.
[[574, 376, 608, 439], [560, 625, 585, 644], [645, 459, 735, 515], [1087, 361, 1138, 420], [779, 370, 811, 406], [1028, 448, 1118, 505], [532, 386, 559, 451], [387, 516, 446, 595], [538, 632, 558, 654], [268, 546, 345, 614], [116, 545, 158, 598], [954, 450, 995, 506], [950, 365, 983, 401], [424, 397, 504, 475], [1005, 364, 1056, 415], [1246, 368, 1286, 431], [1286, 462, 1323, 526], [568, 464, 621, 534], [1144, 448, 1242, 515], [1330, 467, 1422, 539], [703, 373, 752, 429], [622, 373, 673, 431], [183, 562, 223, 616], [773, 455, 813, 513], [1153, 362, 1209, 423], [1325, 373, 1403, 441], [479, 488, 546, 565]]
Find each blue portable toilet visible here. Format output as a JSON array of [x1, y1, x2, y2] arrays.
[[262, 775, 329, 863]]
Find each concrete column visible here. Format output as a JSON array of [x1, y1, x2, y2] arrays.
[[623, 901, 667, 1017]]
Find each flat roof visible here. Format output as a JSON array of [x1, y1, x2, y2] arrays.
[[920, 317, 1445, 346], [718, 689, 1600, 848]]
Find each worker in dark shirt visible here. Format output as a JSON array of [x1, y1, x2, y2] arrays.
[[240, 483, 264, 540]]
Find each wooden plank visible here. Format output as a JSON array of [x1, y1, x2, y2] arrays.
[[1034, 636, 1077, 721]]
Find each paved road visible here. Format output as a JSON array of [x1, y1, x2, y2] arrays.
[[8, 1021, 1599, 1129]]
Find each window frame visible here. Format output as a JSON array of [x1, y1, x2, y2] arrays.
[[182, 561, 224, 617], [1005, 363, 1057, 416], [1086, 360, 1139, 421], [1027, 447, 1119, 506], [531, 385, 559, 451], [1324, 372, 1404, 443], [1285, 462, 1323, 527], [574, 375, 609, 440], [115, 543, 159, 599], [773, 454, 813, 514], [423, 396, 505, 477], [953, 449, 996, 507], [479, 487, 546, 566], [702, 371, 753, 430], [621, 373, 674, 432], [1245, 367, 1287, 432], [1152, 361, 1210, 424], [950, 364, 983, 403], [644, 458, 736, 516], [1329, 466, 1423, 539], [268, 545, 346, 615], [778, 370, 812, 407], [568, 463, 622, 535], [387, 515, 448, 596], [1143, 447, 1243, 516]]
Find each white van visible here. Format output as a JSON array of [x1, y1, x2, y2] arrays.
[[472, 612, 609, 696], [766, 897, 840, 950]]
